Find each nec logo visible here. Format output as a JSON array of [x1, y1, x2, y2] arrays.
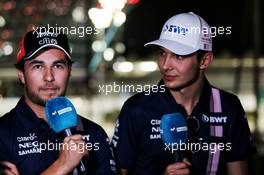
[[202, 114, 227, 123], [163, 24, 189, 36]]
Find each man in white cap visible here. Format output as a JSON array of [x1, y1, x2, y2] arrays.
[[111, 12, 256, 175]]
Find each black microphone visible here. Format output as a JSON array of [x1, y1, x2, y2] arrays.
[[45, 96, 88, 175], [160, 113, 188, 162]]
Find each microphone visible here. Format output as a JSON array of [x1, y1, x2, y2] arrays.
[[45, 96, 87, 175], [160, 113, 188, 162]]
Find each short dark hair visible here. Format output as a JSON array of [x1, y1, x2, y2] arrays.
[[196, 50, 210, 63], [15, 60, 25, 70]]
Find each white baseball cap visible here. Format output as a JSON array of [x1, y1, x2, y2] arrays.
[[144, 12, 212, 55]]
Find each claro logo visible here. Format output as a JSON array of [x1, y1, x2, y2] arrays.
[[202, 114, 227, 123]]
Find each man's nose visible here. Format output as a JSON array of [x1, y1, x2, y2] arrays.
[[162, 56, 172, 70], [44, 68, 55, 82]]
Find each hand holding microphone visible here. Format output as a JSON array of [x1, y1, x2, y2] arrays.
[[56, 134, 88, 174], [160, 113, 191, 175], [45, 97, 88, 175]]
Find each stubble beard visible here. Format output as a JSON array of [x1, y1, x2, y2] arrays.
[[25, 86, 66, 106]]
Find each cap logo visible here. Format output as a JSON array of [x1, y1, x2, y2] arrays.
[[16, 29, 71, 63], [163, 24, 189, 36], [39, 38, 58, 45]]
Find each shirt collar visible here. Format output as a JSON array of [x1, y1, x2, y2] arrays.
[[15, 97, 48, 130], [158, 79, 181, 112], [159, 77, 212, 114], [193, 78, 212, 113]]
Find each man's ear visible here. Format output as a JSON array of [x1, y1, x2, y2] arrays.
[[17, 69, 25, 85], [200, 52, 213, 69]]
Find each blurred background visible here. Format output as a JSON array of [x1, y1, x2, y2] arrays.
[[0, 0, 263, 173]]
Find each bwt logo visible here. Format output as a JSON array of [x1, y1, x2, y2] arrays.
[[163, 24, 189, 36], [202, 114, 227, 123]]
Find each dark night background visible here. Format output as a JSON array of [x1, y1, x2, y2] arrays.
[[123, 0, 262, 58], [0, 1, 263, 174]]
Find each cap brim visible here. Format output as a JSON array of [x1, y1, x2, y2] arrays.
[[23, 44, 72, 61], [144, 39, 198, 56]]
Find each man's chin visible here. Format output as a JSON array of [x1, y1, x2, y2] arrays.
[[164, 82, 184, 91], [36, 96, 59, 106], [164, 81, 177, 89], [42, 94, 61, 101]]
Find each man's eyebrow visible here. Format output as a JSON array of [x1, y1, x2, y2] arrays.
[[28, 59, 67, 65], [53, 59, 67, 64], [29, 60, 44, 65]]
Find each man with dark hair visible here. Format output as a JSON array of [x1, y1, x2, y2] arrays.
[[112, 12, 256, 175], [0, 28, 116, 175]]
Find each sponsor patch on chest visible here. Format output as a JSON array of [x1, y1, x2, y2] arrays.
[[16, 133, 42, 156], [150, 119, 161, 140], [201, 114, 228, 124]]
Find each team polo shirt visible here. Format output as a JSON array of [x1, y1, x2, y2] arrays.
[[111, 78, 256, 175], [0, 97, 116, 175]]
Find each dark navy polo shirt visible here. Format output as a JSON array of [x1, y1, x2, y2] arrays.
[[111, 78, 256, 175], [0, 97, 116, 175]]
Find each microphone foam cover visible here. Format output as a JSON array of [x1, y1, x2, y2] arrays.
[[45, 97, 77, 133], [160, 113, 188, 145]]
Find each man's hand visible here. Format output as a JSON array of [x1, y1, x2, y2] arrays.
[[0, 161, 20, 175], [41, 134, 88, 175], [57, 134, 88, 172], [227, 161, 248, 175], [163, 159, 191, 175]]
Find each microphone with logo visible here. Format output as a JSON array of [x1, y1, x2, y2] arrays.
[[45, 97, 88, 175], [160, 113, 188, 162]]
